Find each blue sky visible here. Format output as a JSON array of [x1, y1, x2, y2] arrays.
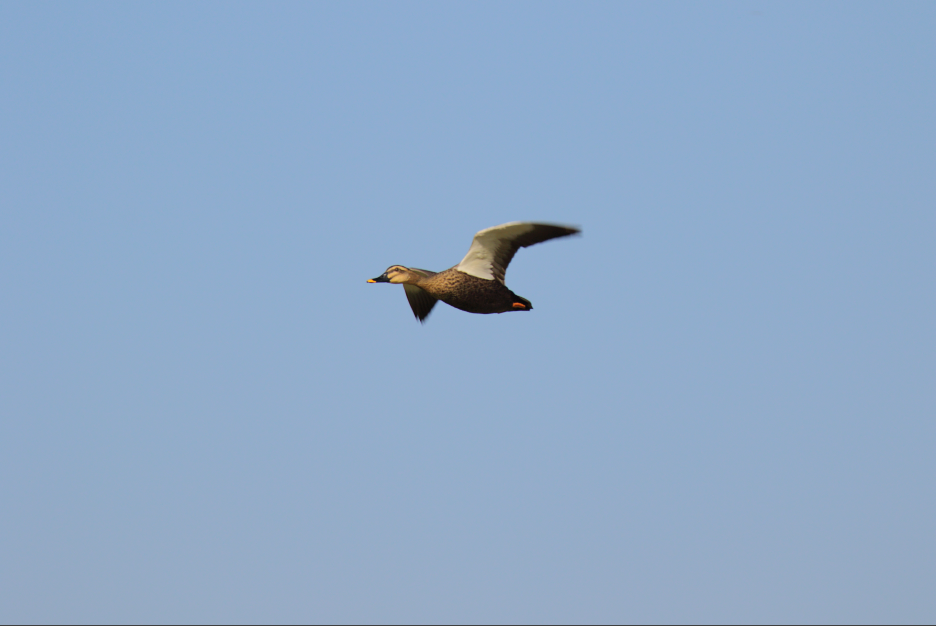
[[1, 2, 934, 624]]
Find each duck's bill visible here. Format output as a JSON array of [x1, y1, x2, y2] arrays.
[[367, 274, 390, 283]]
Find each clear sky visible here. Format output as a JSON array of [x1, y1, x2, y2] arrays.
[[1, 2, 934, 624]]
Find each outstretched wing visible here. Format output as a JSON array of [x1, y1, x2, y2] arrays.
[[403, 268, 438, 322], [455, 222, 580, 283]]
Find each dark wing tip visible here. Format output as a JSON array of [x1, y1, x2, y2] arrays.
[[521, 223, 581, 245], [493, 223, 581, 280]]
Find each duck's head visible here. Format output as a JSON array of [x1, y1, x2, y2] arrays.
[[367, 265, 420, 284]]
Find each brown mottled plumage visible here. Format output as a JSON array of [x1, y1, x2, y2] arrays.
[[368, 222, 580, 323]]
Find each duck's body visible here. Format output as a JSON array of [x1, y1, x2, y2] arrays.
[[368, 222, 579, 323], [396, 267, 532, 315]]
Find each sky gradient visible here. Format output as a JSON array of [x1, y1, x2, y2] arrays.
[[1, 2, 934, 624]]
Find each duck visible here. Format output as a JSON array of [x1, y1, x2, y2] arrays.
[[368, 221, 580, 322]]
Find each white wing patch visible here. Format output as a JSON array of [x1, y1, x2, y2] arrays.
[[455, 222, 536, 281]]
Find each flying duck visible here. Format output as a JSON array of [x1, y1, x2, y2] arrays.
[[368, 221, 580, 322]]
